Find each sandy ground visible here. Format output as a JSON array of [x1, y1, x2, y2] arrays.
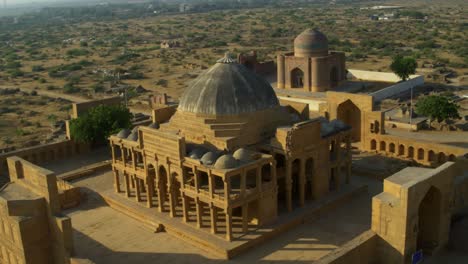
[[66, 172, 381, 263]]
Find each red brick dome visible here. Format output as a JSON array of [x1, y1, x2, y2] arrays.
[[294, 29, 329, 57]]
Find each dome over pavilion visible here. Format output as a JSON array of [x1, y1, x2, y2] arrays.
[[294, 28, 329, 57], [178, 53, 279, 116]]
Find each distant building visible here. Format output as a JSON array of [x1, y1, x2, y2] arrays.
[[160, 40, 181, 49], [179, 3, 192, 13]]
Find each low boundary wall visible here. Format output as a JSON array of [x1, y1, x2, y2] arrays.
[[315, 230, 378, 264], [348, 69, 424, 102], [364, 133, 467, 167], [0, 140, 90, 177]]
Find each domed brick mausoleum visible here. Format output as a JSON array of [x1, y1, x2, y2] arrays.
[[277, 29, 346, 92], [109, 53, 352, 243]]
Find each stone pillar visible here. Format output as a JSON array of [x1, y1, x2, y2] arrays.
[[285, 160, 293, 212], [256, 167, 262, 193], [346, 161, 351, 184], [113, 169, 121, 193], [242, 203, 249, 233], [208, 171, 214, 198], [210, 204, 217, 234], [156, 178, 164, 213], [121, 147, 126, 165], [135, 177, 141, 202], [224, 178, 231, 201], [124, 173, 131, 198], [111, 144, 116, 162], [131, 151, 136, 170], [240, 170, 246, 198], [299, 158, 305, 207], [168, 181, 176, 218], [146, 178, 154, 208], [182, 195, 189, 223], [225, 207, 233, 241], [271, 161, 277, 184], [195, 199, 202, 228], [277, 55, 285, 89]]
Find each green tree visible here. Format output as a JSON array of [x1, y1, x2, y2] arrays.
[[415, 95, 460, 126], [69, 105, 132, 144], [390, 55, 417, 81]]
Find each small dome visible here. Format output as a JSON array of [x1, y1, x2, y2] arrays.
[[233, 148, 252, 162], [127, 131, 138, 141], [116, 129, 131, 139], [178, 53, 279, 116], [200, 151, 221, 165], [214, 154, 238, 169], [294, 28, 329, 57], [148, 122, 160, 129], [188, 148, 207, 159]]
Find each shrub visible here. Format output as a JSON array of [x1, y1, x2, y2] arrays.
[[69, 104, 132, 144]]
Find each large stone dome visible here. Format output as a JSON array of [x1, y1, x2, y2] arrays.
[[294, 28, 329, 57], [178, 53, 279, 116]]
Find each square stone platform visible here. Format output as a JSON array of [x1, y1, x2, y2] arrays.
[[100, 184, 367, 259]]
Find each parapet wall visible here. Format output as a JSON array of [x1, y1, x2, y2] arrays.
[[315, 230, 379, 264], [0, 140, 90, 177], [348, 69, 424, 102]]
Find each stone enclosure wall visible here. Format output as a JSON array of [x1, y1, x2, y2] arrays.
[[0, 140, 90, 177], [347, 69, 424, 102]]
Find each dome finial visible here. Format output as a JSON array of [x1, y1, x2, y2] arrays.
[[217, 52, 236, 64]]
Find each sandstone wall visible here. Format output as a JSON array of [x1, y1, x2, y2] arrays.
[[315, 230, 379, 264], [0, 140, 90, 177], [71, 97, 121, 119]]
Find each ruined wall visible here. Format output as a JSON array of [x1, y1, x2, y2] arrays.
[[152, 105, 177, 123], [71, 97, 121, 119], [1, 157, 74, 264]]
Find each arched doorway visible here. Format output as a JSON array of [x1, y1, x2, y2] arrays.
[[417, 186, 441, 255], [408, 147, 415, 159], [147, 164, 157, 206], [337, 100, 361, 142], [438, 153, 446, 164], [398, 145, 405, 156], [370, 140, 377, 150], [330, 66, 338, 87], [291, 68, 304, 88], [158, 166, 169, 206], [291, 159, 301, 207], [379, 141, 386, 152], [171, 172, 182, 211]]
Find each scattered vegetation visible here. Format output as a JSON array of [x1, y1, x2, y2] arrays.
[[416, 95, 461, 125]]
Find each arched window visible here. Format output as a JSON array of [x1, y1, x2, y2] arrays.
[[370, 139, 377, 150], [379, 141, 386, 151]]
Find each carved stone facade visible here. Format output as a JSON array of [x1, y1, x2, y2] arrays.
[[109, 55, 352, 242]]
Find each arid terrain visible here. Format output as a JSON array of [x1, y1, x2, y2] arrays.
[[0, 0, 467, 148]]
